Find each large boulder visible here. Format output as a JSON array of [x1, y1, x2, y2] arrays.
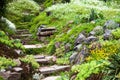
[[103, 29, 113, 40], [74, 45, 89, 64], [103, 20, 119, 30], [74, 33, 86, 46], [74, 44, 82, 51], [85, 36, 98, 44], [69, 52, 78, 65], [64, 43, 71, 52]]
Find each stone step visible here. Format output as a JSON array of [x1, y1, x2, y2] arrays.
[[42, 76, 61, 80], [16, 29, 29, 32], [16, 31, 30, 35], [12, 67, 23, 72], [39, 65, 70, 74], [0, 71, 21, 80], [34, 55, 45, 59], [23, 44, 42, 49], [35, 55, 56, 64], [15, 34, 32, 37]]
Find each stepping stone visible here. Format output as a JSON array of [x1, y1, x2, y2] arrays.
[[13, 59, 21, 66], [39, 65, 70, 74], [13, 67, 23, 72], [8, 72, 21, 80], [35, 56, 56, 64], [24, 44, 42, 49], [0, 72, 9, 80], [42, 76, 61, 80], [34, 55, 45, 59], [0, 71, 21, 80], [17, 34, 32, 37], [16, 29, 29, 32]]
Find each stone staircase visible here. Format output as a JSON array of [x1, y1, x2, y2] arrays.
[[13, 29, 33, 45], [0, 28, 70, 80], [0, 55, 70, 80]]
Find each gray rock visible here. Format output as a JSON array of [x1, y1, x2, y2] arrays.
[[75, 33, 86, 45], [8, 72, 21, 80], [74, 44, 82, 51], [74, 45, 89, 64], [104, 20, 119, 30], [55, 42, 61, 49], [89, 31, 96, 36], [103, 29, 113, 40], [65, 43, 71, 52], [85, 36, 98, 44], [0, 72, 21, 80], [0, 72, 10, 80], [69, 52, 78, 64], [37, 25, 46, 36]]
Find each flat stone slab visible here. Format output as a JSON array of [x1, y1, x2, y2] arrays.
[[0, 72, 21, 80], [35, 56, 56, 64], [17, 34, 32, 37], [24, 44, 42, 49], [42, 76, 61, 80], [39, 65, 70, 74], [34, 55, 45, 59], [13, 67, 23, 72]]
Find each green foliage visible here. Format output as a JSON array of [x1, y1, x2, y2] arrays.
[[33, 0, 45, 4], [0, 76, 4, 80], [31, 0, 120, 55], [25, 47, 46, 55], [112, 28, 120, 39], [57, 72, 70, 80], [20, 55, 40, 69], [89, 9, 104, 22], [56, 52, 72, 64], [0, 31, 25, 50], [0, 57, 17, 69], [47, 23, 95, 54], [6, 0, 40, 29], [103, 52, 120, 80], [56, 58, 69, 65], [87, 40, 120, 61], [72, 60, 110, 80]]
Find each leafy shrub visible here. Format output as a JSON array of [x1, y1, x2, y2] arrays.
[[0, 57, 17, 69], [56, 51, 72, 64], [87, 40, 120, 61], [20, 55, 40, 69], [112, 28, 120, 39], [0, 31, 25, 50], [71, 60, 110, 80], [103, 52, 120, 80], [57, 72, 70, 80], [6, 0, 40, 29]]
